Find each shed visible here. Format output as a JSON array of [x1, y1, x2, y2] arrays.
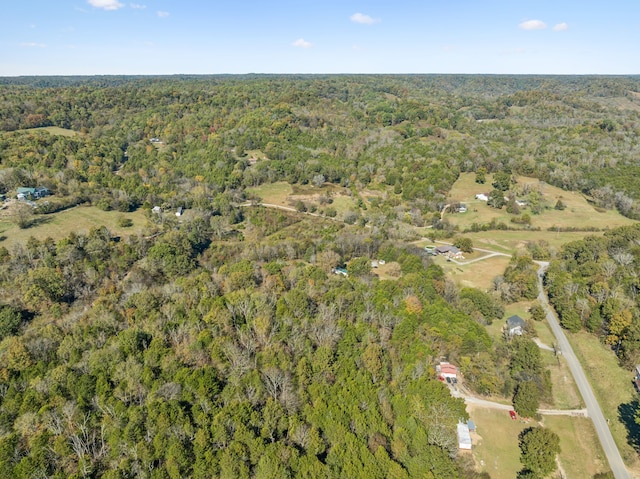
[[457, 422, 472, 450], [467, 419, 476, 432], [507, 315, 526, 336]]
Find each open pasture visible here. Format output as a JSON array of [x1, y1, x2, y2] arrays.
[[0, 205, 148, 249]]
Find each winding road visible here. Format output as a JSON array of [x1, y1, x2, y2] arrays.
[[536, 262, 630, 479]]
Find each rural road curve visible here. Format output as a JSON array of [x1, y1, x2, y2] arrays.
[[536, 262, 630, 479]]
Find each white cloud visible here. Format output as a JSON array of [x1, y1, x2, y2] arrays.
[[553, 22, 569, 32], [292, 38, 313, 48], [87, 0, 124, 11], [130, 3, 146, 9], [20, 42, 46, 48], [350, 13, 379, 25], [519, 19, 547, 30], [157, 11, 169, 18]]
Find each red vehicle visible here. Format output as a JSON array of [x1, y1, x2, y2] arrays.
[[509, 410, 517, 420]]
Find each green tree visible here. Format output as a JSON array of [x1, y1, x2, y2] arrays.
[[347, 257, 372, 278], [492, 171, 511, 191], [475, 167, 487, 184], [453, 237, 474, 253], [513, 381, 539, 418], [12, 203, 33, 229], [0, 306, 22, 340], [518, 426, 560, 478], [487, 189, 505, 209], [528, 303, 545, 322]]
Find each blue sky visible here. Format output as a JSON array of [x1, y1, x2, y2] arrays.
[[1, 1, 639, 75]]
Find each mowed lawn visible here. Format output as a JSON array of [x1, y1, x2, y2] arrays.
[[568, 331, 640, 473], [0, 206, 148, 249], [447, 172, 635, 232], [470, 407, 611, 478], [436, 254, 512, 291]]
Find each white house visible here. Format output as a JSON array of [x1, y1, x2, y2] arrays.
[[475, 193, 488, 202]]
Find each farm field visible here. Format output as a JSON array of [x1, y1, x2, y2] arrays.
[[0, 205, 148, 249]]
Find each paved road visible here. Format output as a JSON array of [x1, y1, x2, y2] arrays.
[[536, 262, 630, 479]]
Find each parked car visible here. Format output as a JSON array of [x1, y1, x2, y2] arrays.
[[509, 410, 517, 420]]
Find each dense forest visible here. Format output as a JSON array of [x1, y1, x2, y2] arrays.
[[0, 74, 638, 477], [1, 75, 640, 220]]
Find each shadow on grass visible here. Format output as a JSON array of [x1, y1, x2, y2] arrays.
[[618, 398, 640, 452], [25, 216, 53, 229]]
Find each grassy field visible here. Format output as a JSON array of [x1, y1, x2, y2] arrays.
[[470, 407, 611, 478], [439, 255, 512, 291], [463, 229, 602, 253], [247, 182, 358, 220], [543, 415, 611, 478], [568, 331, 640, 472], [470, 407, 530, 478], [10, 126, 80, 137], [246, 182, 293, 206], [0, 206, 148, 249], [447, 173, 635, 232]]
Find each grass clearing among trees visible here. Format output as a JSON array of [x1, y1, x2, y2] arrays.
[[0, 206, 147, 249]]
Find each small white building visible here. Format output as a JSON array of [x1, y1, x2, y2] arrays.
[[475, 193, 488, 202], [457, 422, 472, 450]]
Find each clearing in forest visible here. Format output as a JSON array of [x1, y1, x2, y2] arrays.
[[247, 182, 358, 219], [0, 206, 147, 249], [9, 126, 80, 137]]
